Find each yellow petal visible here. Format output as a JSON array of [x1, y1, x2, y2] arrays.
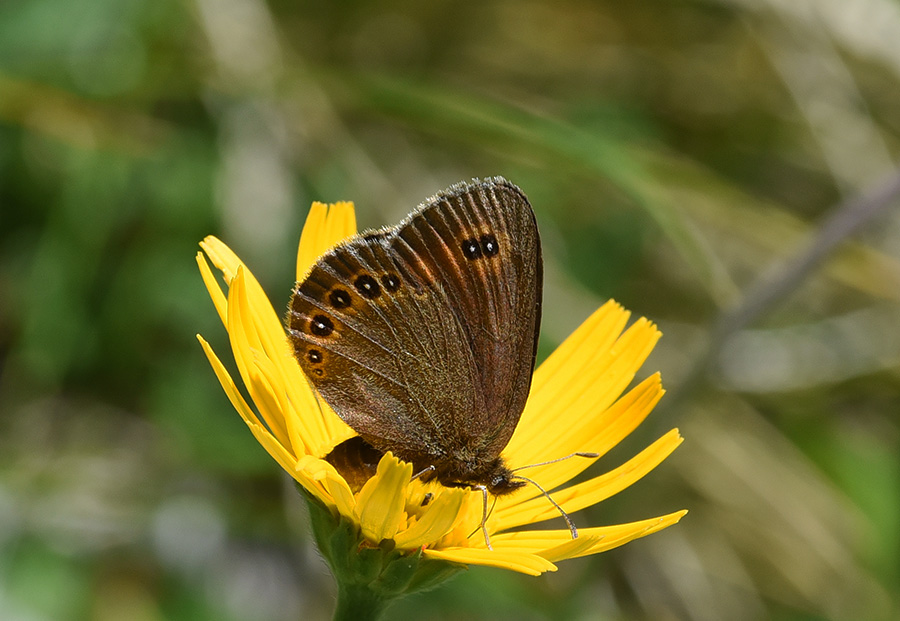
[[481, 527, 606, 562], [200, 236, 350, 457], [323, 472, 357, 520], [202, 240, 302, 419], [530, 300, 629, 398], [496, 429, 683, 530], [250, 348, 314, 459], [323, 201, 357, 258], [423, 548, 557, 576], [296, 202, 327, 280], [201, 238, 290, 370], [489, 529, 585, 549], [198, 335, 331, 502], [296, 201, 357, 281], [280, 362, 354, 459], [197, 334, 274, 444], [355, 452, 412, 543], [226, 270, 292, 450], [196, 251, 227, 326], [229, 267, 346, 455], [499, 374, 666, 508], [486, 509, 687, 562], [199, 236, 243, 283], [393, 488, 468, 550], [297, 455, 356, 519], [532, 535, 605, 562], [505, 314, 661, 469], [559, 510, 688, 559], [251, 422, 329, 503], [277, 341, 352, 458]]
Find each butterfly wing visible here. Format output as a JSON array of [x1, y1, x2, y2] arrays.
[[287, 178, 542, 476]]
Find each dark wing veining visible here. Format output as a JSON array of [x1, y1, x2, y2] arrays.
[[390, 178, 542, 462], [286, 177, 542, 474]]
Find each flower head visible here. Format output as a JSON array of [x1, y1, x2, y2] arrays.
[[196, 200, 685, 578]]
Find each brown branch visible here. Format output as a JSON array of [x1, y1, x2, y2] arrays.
[[666, 168, 900, 409]]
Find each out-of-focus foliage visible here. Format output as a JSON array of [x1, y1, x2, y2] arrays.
[[1, 0, 898, 619]]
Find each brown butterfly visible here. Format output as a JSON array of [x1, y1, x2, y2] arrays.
[[286, 178, 543, 528]]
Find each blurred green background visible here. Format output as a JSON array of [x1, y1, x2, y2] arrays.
[[2, 0, 899, 619]]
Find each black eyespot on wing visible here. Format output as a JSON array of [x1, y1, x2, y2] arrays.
[[313, 368, 324, 377], [354, 274, 381, 299], [461, 238, 481, 260], [480, 233, 499, 257], [307, 349, 323, 364], [310, 315, 334, 337], [381, 273, 401, 292], [329, 289, 352, 309]]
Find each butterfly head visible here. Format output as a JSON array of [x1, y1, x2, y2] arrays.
[[482, 458, 527, 496]]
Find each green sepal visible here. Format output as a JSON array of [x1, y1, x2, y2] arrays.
[[298, 486, 465, 621], [407, 557, 467, 593], [352, 544, 384, 585], [374, 547, 420, 596]]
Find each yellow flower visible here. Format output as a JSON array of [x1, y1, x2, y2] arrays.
[[196, 201, 686, 577]]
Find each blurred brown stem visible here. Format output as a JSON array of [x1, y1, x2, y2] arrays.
[[667, 168, 900, 408]]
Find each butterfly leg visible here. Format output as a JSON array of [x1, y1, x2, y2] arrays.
[[474, 484, 492, 550], [411, 465, 436, 481]]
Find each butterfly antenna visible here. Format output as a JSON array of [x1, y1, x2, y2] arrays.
[[513, 474, 579, 539], [511, 452, 599, 472]]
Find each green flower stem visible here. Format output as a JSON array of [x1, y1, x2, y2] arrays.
[[299, 486, 464, 621], [332, 582, 390, 621]]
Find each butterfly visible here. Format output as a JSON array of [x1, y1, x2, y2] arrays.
[[286, 177, 543, 525]]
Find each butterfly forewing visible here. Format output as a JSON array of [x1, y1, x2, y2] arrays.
[[289, 237, 467, 452], [392, 182, 541, 454], [287, 177, 542, 482]]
